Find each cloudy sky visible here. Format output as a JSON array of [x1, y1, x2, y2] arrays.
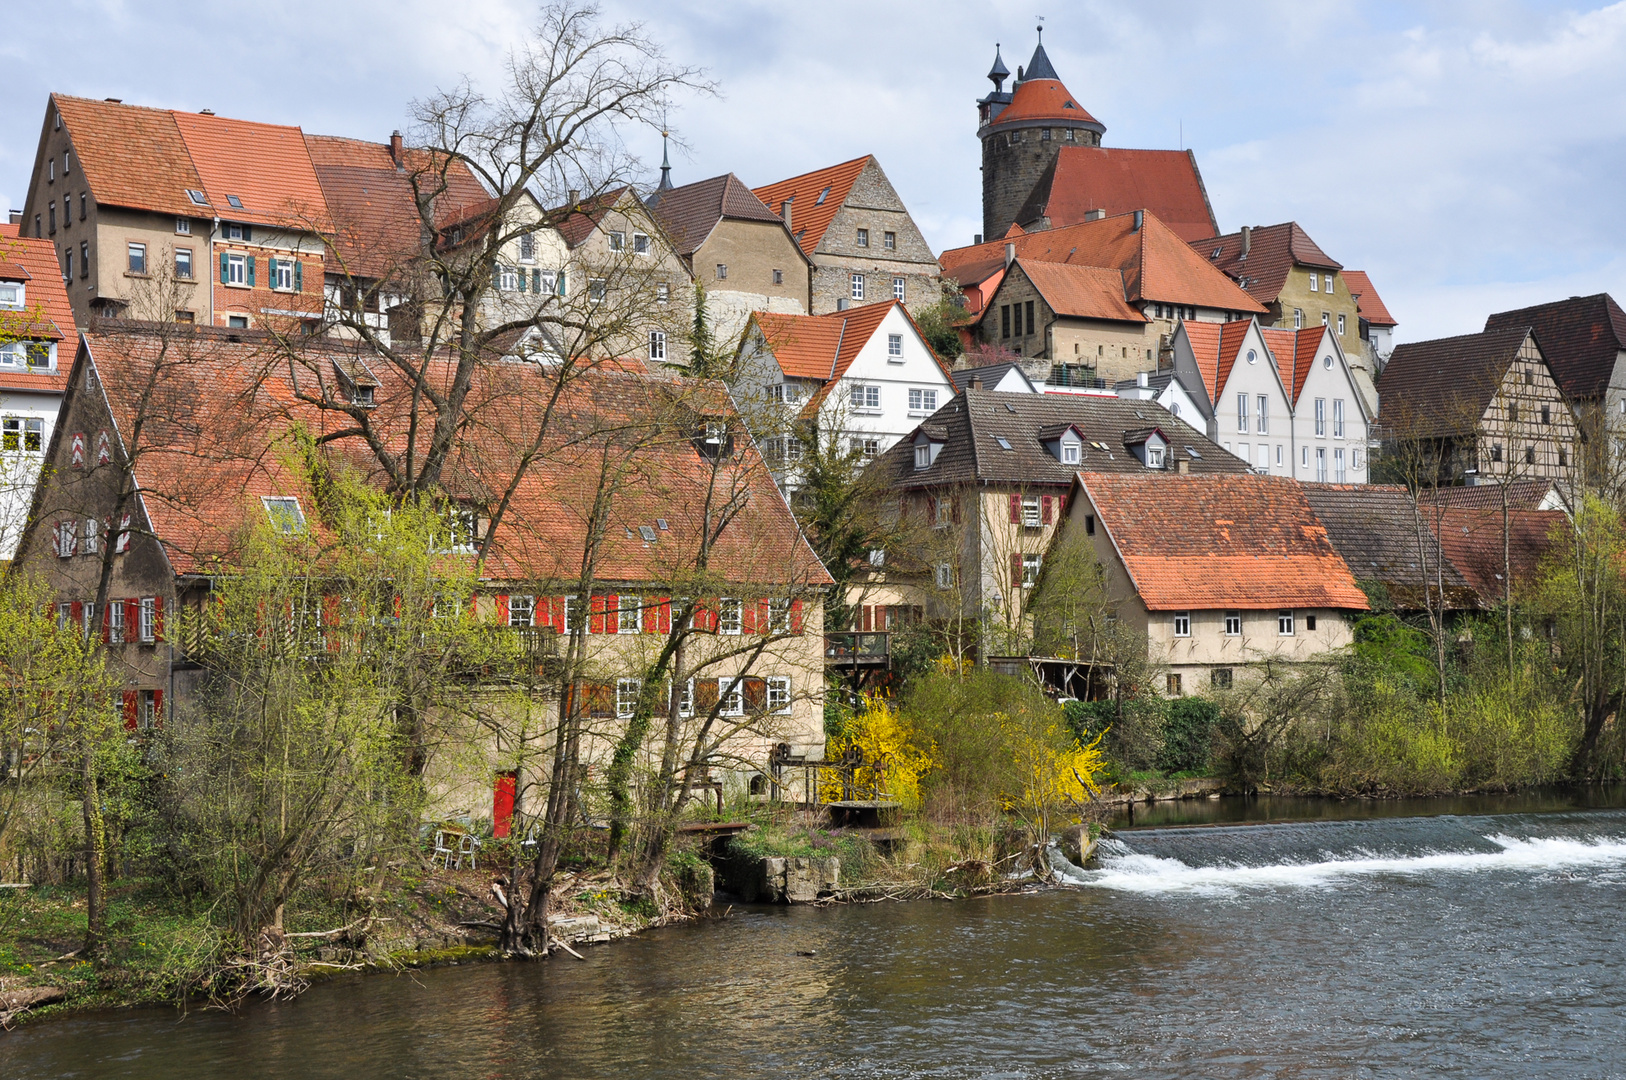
[[3, 0, 1623, 343]]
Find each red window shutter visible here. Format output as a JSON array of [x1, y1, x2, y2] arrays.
[[125, 598, 139, 638], [790, 599, 804, 635], [743, 677, 767, 712], [492, 772, 517, 839], [657, 598, 671, 634], [589, 595, 606, 634], [322, 594, 340, 626], [700, 598, 717, 632], [495, 594, 509, 626], [552, 598, 567, 632], [741, 599, 757, 635], [862, 605, 873, 632], [71, 600, 83, 625], [153, 689, 163, 727], [643, 599, 658, 634], [1011, 553, 1023, 587], [153, 595, 164, 642], [606, 595, 619, 635], [760, 599, 772, 634], [1042, 495, 1053, 524], [1009, 494, 1021, 523], [122, 689, 138, 731]]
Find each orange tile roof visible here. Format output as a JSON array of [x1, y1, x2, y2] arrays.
[[0, 224, 76, 347], [751, 301, 955, 416], [1197, 222, 1341, 305], [1015, 260, 1143, 323], [1015, 146, 1218, 243], [941, 210, 1264, 315], [989, 78, 1101, 128], [70, 325, 830, 588], [1211, 319, 1253, 402], [1342, 270, 1396, 328], [1257, 326, 1300, 401], [170, 111, 329, 229], [52, 95, 203, 219], [1431, 507, 1567, 605], [1181, 320, 1223, 401], [1081, 472, 1369, 612], [751, 156, 870, 257]]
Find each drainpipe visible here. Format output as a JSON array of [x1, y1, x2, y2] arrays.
[[210, 216, 220, 326]]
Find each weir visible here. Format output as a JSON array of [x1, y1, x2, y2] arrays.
[[1078, 809, 1626, 895]]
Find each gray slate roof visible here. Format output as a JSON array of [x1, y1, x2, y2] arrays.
[[1300, 483, 1478, 610], [871, 388, 1249, 490]]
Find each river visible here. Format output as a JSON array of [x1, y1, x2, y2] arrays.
[[7, 795, 1626, 1078]]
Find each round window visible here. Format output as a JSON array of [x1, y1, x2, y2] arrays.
[[1323, 355, 1333, 368], [1246, 349, 1257, 364]]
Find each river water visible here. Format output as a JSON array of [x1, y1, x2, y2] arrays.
[[7, 797, 1626, 1078]]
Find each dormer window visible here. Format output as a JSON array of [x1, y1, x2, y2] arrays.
[[0, 283, 23, 310], [912, 429, 945, 470], [262, 496, 307, 535], [1062, 441, 1080, 465], [353, 385, 375, 407], [1147, 446, 1165, 468], [914, 443, 930, 469]]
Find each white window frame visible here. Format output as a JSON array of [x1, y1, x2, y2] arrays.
[[1224, 611, 1242, 636], [768, 598, 791, 635], [262, 496, 306, 534], [1062, 441, 1080, 465], [1294, 308, 1304, 329], [856, 228, 869, 248], [1333, 398, 1345, 438], [108, 602, 125, 644], [850, 273, 865, 300], [83, 517, 99, 554], [82, 602, 96, 638], [718, 677, 745, 717], [1316, 448, 1327, 482], [1148, 446, 1166, 469], [907, 387, 937, 414], [1325, 274, 1335, 292], [561, 595, 579, 634], [1337, 313, 1346, 335], [618, 595, 641, 634], [1335, 447, 1346, 483], [884, 231, 896, 250], [1256, 394, 1268, 434], [608, 231, 625, 252], [128, 242, 147, 274], [175, 247, 193, 280], [893, 277, 905, 301], [914, 443, 930, 470], [935, 563, 953, 589], [887, 333, 904, 360], [1314, 398, 1326, 437], [1022, 496, 1042, 528], [655, 281, 669, 304], [1173, 612, 1191, 637], [498, 265, 518, 292], [1278, 610, 1296, 636], [849, 383, 880, 411], [227, 253, 246, 286], [766, 676, 792, 714], [1237, 393, 1249, 433], [508, 595, 535, 627], [1021, 553, 1042, 587], [1309, 273, 1318, 292], [616, 677, 641, 719], [139, 598, 156, 643], [518, 233, 536, 263], [0, 283, 23, 310], [632, 233, 649, 255], [648, 331, 666, 361], [718, 597, 743, 635]]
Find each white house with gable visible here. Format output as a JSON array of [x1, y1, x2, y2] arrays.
[[736, 300, 957, 491], [1170, 315, 1370, 483]]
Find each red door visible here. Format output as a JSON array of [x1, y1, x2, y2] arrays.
[[492, 772, 517, 838]]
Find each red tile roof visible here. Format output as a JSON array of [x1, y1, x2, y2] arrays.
[[305, 134, 491, 279], [551, 187, 635, 247], [52, 95, 204, 219], [1015, 259, 1143, 323], [1081, 472, 1369, 612], [941, 211, 1264, 316], [988, 78, 1102, 128], [1484, 293, 1626, 402], [1255, 324, 1326, 406], [71, 325, 830, 588], [1421, 478, 1560, 512], [1014, 147, 1218, 243], [169, 111, 329, 229], [1431, 507, 1567, 605], [751, 156, 870, 257], [1196, 222, 1341, 305], [1342, 270, 1396, 328]]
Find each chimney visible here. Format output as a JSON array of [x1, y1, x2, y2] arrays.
[[199, 108, 214, 116], [974, 233, 983, 245], [568, 188, 581, 208], [836, 297, 849, 311], [1177, 457, 1190, 474], [969, 375, 983, 391], [1004, 242, 1016, 268], [389, 130, 403, 168], [1132, 210, 1144, 231], [1137, 371, 1148, 388], [781, 196, 793, 231], [1083, 209, 1105, 222], [7, 210, 20, 226], [1240, 226, 1251, 259]]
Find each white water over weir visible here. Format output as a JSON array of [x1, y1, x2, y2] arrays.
[[1065, 810, 1626, 896]]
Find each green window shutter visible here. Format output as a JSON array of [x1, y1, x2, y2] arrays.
[[242, 225, 252, 243], [246, 256, 255, 287], [266, 257, 277, 287], [219, 252, 229, 284], [517, 267, 527, 294], [532, 269, 541, 293], [293, 260, 302, 292]]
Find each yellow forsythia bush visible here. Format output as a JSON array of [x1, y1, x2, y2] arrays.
[[823, 692, 937, 810]]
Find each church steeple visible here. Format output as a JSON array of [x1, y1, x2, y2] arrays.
[[1020, 25, 1060, 83], [657, 128, 673, 192]]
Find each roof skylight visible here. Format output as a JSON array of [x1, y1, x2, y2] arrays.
[[638, 525, 658, 542], [226, 194, 243, 209], [815, 186, 831, 205], [996, 437, 1013, 450], [186, 189, 207, 205]]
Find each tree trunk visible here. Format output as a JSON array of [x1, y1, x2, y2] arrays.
[[79, 741, 107, 959]]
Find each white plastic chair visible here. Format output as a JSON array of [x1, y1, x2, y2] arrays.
[[430, 829, 460, 870], [458, 833, 480, 870]]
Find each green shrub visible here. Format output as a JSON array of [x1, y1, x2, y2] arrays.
[[1159, 698, 1218, 775]]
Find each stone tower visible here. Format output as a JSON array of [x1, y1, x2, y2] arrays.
[[978, 29, 1105, 243]]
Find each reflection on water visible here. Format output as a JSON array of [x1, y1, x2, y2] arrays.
[[5, 803, 1626, 1079]]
